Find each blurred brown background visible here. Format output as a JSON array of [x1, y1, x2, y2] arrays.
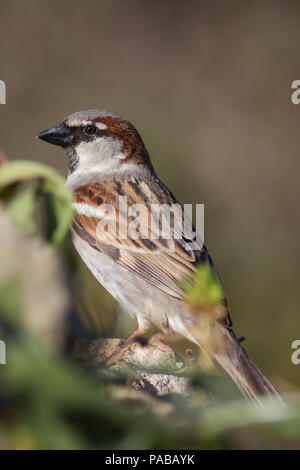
[[0, 0, 299, 387]]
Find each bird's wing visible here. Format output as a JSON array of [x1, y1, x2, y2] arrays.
[[72, 177, 212, 300]]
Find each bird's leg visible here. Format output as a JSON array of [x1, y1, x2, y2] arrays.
[[147, 332, 179, 355], [104, 329, 147, 366]]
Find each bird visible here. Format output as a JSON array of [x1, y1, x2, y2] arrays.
[[37, 109, 282, 404]]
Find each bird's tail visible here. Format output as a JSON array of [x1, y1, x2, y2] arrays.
[[186, 319, 283, 405]]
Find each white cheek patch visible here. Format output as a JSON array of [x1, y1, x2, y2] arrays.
[[76, 139, 126, 168], [76, 141, 99, 166]]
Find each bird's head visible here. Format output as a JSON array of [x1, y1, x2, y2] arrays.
[[37, 109, 154, 186]]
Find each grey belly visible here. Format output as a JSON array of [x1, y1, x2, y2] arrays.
[[72, 231, 196, 341]]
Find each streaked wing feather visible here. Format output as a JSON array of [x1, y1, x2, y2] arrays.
[[73, 177, 208, 300]]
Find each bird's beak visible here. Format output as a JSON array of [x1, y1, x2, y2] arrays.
[[36, 122, 73, 148]]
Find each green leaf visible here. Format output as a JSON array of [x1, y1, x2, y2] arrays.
[[7, 185, 37, 233], [181, 264, 224, 305], [0, 161, 73, 244]]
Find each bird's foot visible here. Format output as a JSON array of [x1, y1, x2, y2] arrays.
[[147, 333, 174, 356], [104, 329, 146, 366]]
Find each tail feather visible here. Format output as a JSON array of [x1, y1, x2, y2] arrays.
[[212, 328, 283, 405], [187, 321, 283, 405]]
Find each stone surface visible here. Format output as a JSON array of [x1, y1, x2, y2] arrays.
[[73, 338, 190, 397]]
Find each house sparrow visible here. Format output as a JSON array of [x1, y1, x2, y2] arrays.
[[37, 109, 282, 404]]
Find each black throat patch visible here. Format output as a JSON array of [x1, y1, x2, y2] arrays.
[[67, 146, 79, 174]]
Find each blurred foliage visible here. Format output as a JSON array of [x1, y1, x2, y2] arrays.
[[0, 160, 73, 244], [181, 265, 223, 306], [0, 160, 300, 449]]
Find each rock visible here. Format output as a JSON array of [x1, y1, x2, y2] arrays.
[[73, 338, 190, 398]]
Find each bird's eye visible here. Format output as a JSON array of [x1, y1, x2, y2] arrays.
[[83, 125, 97, 135]]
